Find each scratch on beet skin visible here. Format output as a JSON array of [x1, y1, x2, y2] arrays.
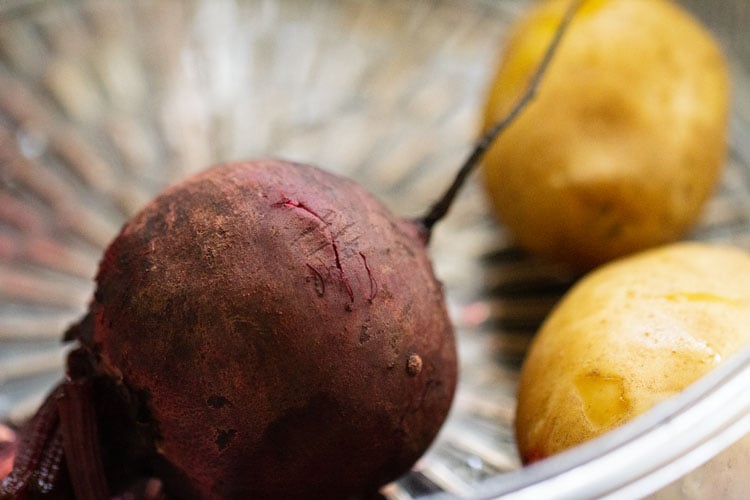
[[359, 252, 377, 302], [275, 196, 354, 303], [306, 264, 326, 297]]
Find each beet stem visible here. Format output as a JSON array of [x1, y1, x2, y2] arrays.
[[0, 385, 64, 498], [418, 0, 582, 238], [57, 378, 111, 500]]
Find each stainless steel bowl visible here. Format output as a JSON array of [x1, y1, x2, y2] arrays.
[[1, 0, 748, 498]]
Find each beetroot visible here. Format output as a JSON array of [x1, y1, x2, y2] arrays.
[[0, 7, 576, 498], [86, 159, 455, 498]]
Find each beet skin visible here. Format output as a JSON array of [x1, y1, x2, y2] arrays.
[[80, 159, 457, 499]]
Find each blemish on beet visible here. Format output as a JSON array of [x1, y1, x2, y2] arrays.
[[206, 396, 232, 409], [276, 195, 355, 303], [359, 252, 377, 302], [330, 241, 353, 302], [140, 258, 154, 272], [359, 325, 371, 344], [306, 264, 326, 297], [406, 354, 423, 377], [215, 429, 237, 451]]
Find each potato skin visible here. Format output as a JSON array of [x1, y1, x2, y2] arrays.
[[481, 0, 730, 270], [515, 243, 750, 463], [85, 160, 457, 499]]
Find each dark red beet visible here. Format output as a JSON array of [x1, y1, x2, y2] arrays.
[[84, 160, 456, 499]]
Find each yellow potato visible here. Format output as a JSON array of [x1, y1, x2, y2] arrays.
[[481, 0, 730, 270], [515, 242, 750, 463]]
